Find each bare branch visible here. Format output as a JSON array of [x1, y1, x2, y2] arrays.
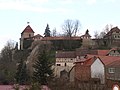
[[62, 19, 81, 37]]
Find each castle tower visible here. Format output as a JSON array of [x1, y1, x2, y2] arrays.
[[20, 24, 35, 50], [81, 29, 92, 48]]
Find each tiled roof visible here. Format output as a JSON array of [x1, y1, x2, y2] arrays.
[[98, 50, 109, 56], [42, 36, 81, 41], [33, 34, 43, 38], [86, 55, 120, 65], [76, 49, 109, 56], [107, 60, 120, 67], [84, 57, 96, 66], [75, 56, 99, 66], [81, 29, 91, 37], [21, 25, 35, 34], [76, 49, 98, 56], [105, 26, 120, 36], [56, 51, 76, 58]]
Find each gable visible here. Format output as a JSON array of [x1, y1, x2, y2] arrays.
[[21, 25, 35, 34]]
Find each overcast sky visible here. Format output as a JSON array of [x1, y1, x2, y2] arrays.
[[0, 0, 120, 50]]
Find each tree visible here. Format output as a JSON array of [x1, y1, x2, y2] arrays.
[[62, 19, 81, 37], [51, 28, 57, 37], [44, 24, 51, 37], [104, 24, 113, 34], [0, 40, 15, 62], [0, 40, 16, 84], [32, 50, 53, 85], [94, 31, 99, 39], [99, 31, 106, 38], [15, 59, 29, 84]]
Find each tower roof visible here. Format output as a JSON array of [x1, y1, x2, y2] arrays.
[[21, 25, 35, 34], [81, 29, 91, 37]]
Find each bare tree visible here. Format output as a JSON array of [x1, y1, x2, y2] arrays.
[[99, 31, 106, 39], [51, 28, 57, 37], [94, 24, 113, 39], [94, 31, 99, 39], [62, 19, 81, 37], [104, 24, 113, 34]]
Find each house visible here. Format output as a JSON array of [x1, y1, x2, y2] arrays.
[[107, 60, 120, 80], [74, 57, 105, 85], [104, 26, 120, 47], [69, 54, 120, 89], [86, 55, 120, 83], [104, 26, 120, 39], [55, 51, 76, 67], [106, 48, 120, 56], [54, 51, 76, 77]]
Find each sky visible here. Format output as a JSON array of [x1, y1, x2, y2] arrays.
[[0, 0, 120, 50]]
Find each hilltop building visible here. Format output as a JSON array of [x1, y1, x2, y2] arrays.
[[20, 24, 82, 50]]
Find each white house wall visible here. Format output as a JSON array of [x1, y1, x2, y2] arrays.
[[54, 58, 76, 77], [54, 66, 72, 77], [56, 58, 76, 66], [91, 58, 105, 84]]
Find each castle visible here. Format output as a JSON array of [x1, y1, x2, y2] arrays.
[[20, 24, 120, 50], [20, 24, 85, 50]]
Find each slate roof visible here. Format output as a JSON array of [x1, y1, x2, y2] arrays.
[[21, 25, 35, 34]]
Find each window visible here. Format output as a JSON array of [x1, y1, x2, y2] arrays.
[[108, 68, 115, 73], [114, 50, 116, 53], [65, 63, 67, 66], [57, 64, 61, 66], [29, 34, 31, 37]]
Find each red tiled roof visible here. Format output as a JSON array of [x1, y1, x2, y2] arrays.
[[56, 51, 76, 58], [84, 57, 96, 66], [86, 54, 120, 65], [98, 50, 109, 56], [42, 36, 81, 41], [107, 60, 120, 67], [75, 56, 100, 66], [76, 49, 109, 56], [21, 25, 35, 34]]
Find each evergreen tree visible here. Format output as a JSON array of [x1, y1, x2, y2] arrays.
[[32, 50, 53, 85], [44, 24, 51, 37], [15, 59, 29, 85]]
